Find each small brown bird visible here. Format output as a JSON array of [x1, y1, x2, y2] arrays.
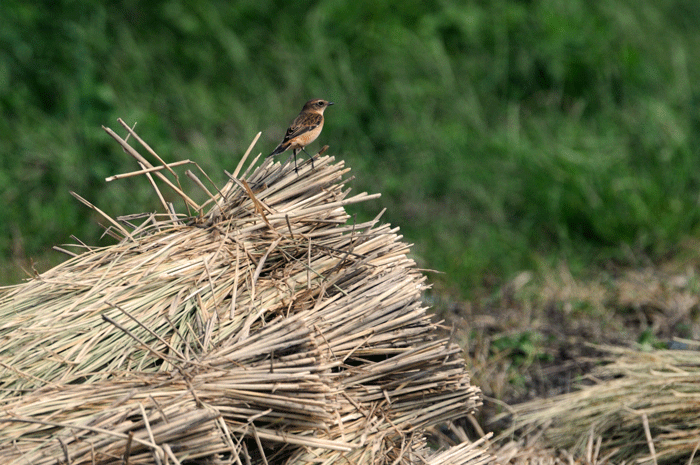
[[269, 99, 334, 172]]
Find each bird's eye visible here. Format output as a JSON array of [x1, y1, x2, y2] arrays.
[[317, 102, 324, 107]]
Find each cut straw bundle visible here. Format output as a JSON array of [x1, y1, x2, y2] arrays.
[[500, 346, 700, 464], [0, 120, 485, 464]]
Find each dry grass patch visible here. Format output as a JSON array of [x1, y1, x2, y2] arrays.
[[497, 346, 700, 464]]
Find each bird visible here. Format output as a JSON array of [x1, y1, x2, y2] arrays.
[[268, 99, 334, 172]]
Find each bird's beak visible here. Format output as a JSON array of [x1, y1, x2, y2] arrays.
[[328, 102, 335, 106]]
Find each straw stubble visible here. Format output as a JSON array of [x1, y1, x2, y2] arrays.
[[0, 122, 486, 464]]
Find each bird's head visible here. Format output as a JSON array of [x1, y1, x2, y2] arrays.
[[303, 99, 334, 113]]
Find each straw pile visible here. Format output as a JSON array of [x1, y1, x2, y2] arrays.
[[0, 120, 486, 464], [499, 345, 700, 464]]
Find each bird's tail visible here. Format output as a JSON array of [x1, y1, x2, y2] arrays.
[[269, 142, 290, 157]]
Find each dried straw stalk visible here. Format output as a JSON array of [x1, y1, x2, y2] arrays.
[[0, 120, 485, 464], [500, 346, 700, 464]]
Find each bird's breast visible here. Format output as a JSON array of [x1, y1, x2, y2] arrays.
[[290, 120, 324, 149]]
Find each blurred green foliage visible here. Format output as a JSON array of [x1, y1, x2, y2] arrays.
[[1, 0, 700, 294], [491, 331, 554, 368]]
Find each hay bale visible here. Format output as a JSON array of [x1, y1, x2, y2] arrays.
[[499, 346, 700, 464], [0, 120, 485, 464]]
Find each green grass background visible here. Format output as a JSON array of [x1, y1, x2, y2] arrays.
[[2, 0, 700, 295]]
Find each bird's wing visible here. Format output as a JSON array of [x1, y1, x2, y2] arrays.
[[282, 113, 323, 142]]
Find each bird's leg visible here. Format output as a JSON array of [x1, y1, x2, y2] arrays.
[[300, 147, 314, 169], [293, 148, 300, 174]]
